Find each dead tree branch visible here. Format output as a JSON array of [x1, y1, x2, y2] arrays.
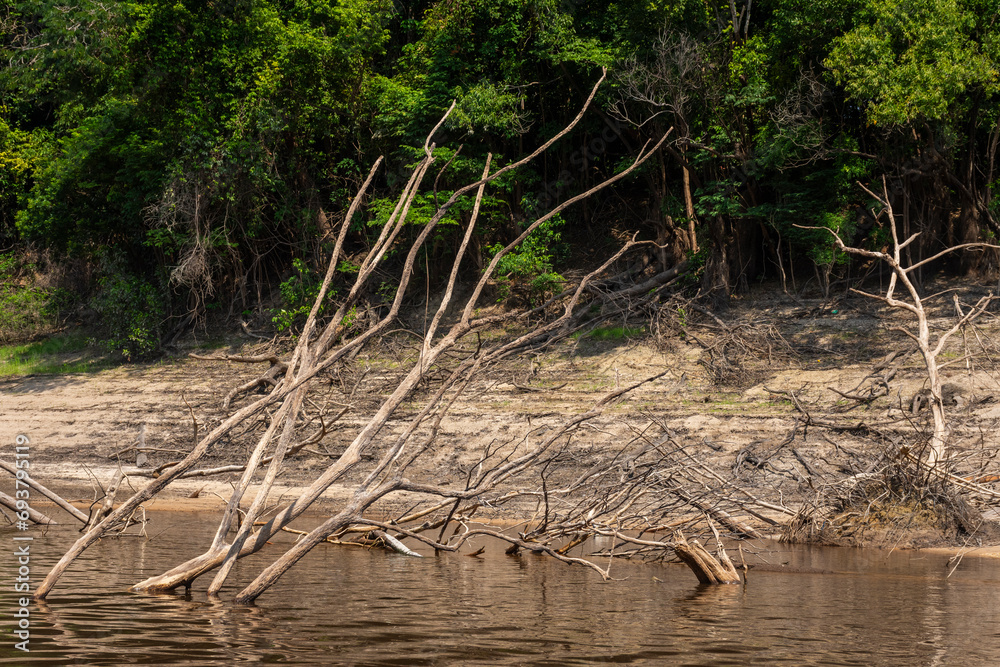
[[796, 176, 1000, 466], [36, 69, 726, 603]]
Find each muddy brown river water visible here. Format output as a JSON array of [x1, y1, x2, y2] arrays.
[[2, 512, 1000, 665]]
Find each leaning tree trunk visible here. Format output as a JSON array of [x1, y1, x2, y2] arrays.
[[673, 532, 740, 585], [38, 69, 749, 603]]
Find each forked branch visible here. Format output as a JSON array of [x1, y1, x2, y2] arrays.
[[796, 176, 1000, 466]]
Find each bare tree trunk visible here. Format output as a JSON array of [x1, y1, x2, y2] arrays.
[[0, 460, 88, 524], [673, 532, 740, 584], [797, 176, 999, 466], [0, 491, 55, 525], [683, 162, 698, 254], [703, 216, 731, 306], [38, 69, 704, 603]]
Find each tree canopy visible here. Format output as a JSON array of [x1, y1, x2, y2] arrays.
[[4, 0, 1000, 345]]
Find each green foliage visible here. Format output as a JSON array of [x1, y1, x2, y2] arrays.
[[528, 271, 566, 296], [489, 217, 567, 303], [7, 0, 394, 257], [745, 132, 874, 275], [336, 259, 361, 274], [0, 114, 51, 240], [6, 0, 1000, 317], [694, 182, 744, 219], [759, 0, 865, 84], [0, 251, 72, 343], [272, 258, 324, 332], [490, 217, 566, 278], [369, 189, 462, 228], [89, 268, 164, 361], [450, 82, 528, 138], [812, 211, 856, 267], [827, 0, 999, 126], [678, 247, 708, 289]]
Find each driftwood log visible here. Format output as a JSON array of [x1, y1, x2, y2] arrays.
[[0, 490, 55, 525], [0, 460, 88, 524], [673, 532, 740, 584]]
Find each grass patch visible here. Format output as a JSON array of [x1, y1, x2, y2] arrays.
[[0, 333, 113, 376], [575, 325, 647, 341]]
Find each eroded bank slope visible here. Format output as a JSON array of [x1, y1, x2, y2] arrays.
[[3, 290, 1000, 545]]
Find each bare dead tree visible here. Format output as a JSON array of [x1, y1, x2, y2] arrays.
[[798, 176, 1000, 466], [0, 460, 88, 524], [34, 70, 746, 602]]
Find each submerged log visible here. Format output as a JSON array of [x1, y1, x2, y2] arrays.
[[371, 530, 423, 557], [0, 490, 56, 525], [0, 460, 88, 524], [673, 532, 740, 584]]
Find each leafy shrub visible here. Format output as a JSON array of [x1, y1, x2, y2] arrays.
[[272, 258, 339, 332], [0, 251, 72, 343], [90, 273, 164, 360], [489, 217, 568, 304]]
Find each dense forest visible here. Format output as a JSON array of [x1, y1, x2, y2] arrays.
[[3, 0, 1000, 354]]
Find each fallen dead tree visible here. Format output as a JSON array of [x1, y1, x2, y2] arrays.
[[298, 416, 750, 584], [0, 490, 55, 525], [782, 438, 994, 548], [34, 70, 747, 602], [0, 459, 87, 524], [0, 458, 148, 535]]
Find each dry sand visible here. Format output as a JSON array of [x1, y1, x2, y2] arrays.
[[3, 288, 1000, 544]]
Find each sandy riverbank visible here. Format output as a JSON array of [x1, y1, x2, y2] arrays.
[[4, 285, 1000, 547]]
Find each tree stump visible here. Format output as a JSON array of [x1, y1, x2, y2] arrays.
[[673, 531, 741, 584]]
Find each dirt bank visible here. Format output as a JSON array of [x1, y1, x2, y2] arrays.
[[3, 285, 1000, 545]]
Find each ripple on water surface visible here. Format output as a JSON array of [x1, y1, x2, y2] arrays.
[[3, 516, 1000, 665]]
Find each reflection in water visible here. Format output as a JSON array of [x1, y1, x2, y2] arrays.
[[2, 514, 1000, 665]]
